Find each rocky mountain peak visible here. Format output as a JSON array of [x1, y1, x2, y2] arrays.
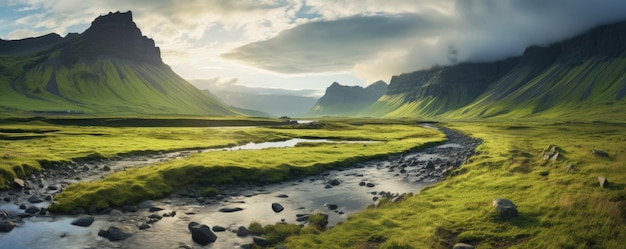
[[61, 11, 163, 65]]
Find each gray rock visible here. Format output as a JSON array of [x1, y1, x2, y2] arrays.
[[212, 225, 226, 232], [188, 222, 217, 245], [453, 243, 475, 249], [366, 182, 375, 187], [100, 226, 134, 241], [328, 179, 341, 186], [0, 220, 16, 233], [121, 205, 138, 213], [27, 195, 43, 203], [358, 181, 366, 186], [219, 207, 243, 213], [71, 216, 95, 227], [493, 198, 518, 219], [324, 203, 338, 210], [598, 176, 609, 188], [591, 149, 609, 157], [25, 206, 40, 214], [109, 209, 123, 216], [252, 236, 269, 247], [13, 178, 26, 188], [271, 203, 284, 213], [138, 223, 151, 230], [237, 226, 250, 237]]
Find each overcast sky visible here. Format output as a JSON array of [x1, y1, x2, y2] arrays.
[[1, 0, 626, 96]]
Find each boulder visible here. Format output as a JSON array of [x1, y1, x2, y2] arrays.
[[13, 178, 26, 188], [219, 207, 243, 213], [71, 216, 95, 227], [252, 236, 269, 247], [99, 226, 134, 241], [591, 149, 609, 157], [237, 226, 250, 237], [188, 222, 217, 245], [324, 203, 338, 210], [27, 195, 43, 204], [328, 179, 341, 186], [271, 203, 284, 213], [0, 220, 16, 233], [493, 198, 518, 219], [25, 206, 40, 214], [366, 182, 375, 187], [453, 243, 475, 249], [598, 176, 609, 188], [212, 225, 226, 232]]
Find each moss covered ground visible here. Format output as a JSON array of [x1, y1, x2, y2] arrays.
[[282, 121, 626, 248]]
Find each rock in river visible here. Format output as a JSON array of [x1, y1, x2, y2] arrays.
[[188, 222, 217, 245], [98, 225, 134, 241], [272, 203, 284, 213], [0, 220, 16, 233], [237, 226, 250, 237], [493, 198, 518, 219], [219, 207, 243, 213], [27, 195, 43, 203], [71, 216, 95, 227]]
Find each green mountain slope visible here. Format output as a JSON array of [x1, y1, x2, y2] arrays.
[[363, 20, 626, 121], [0, 11, 238, 116]]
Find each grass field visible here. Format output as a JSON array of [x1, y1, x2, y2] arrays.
[[282, 121, 626, 248]]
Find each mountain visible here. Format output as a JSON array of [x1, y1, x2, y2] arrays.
[[306, 81, 387, 116], [0, 11, 238, 116], [362, 20, 626, 121], [203, 89, 318, 117]]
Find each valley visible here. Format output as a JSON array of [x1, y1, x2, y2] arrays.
[[1, 5, 625, 249]]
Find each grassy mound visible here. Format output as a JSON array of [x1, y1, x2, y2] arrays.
[[283, 122, 626, 248]]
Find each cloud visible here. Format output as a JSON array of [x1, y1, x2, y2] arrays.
[[223, 0, 626, 82], [222, 13, 451, 74]]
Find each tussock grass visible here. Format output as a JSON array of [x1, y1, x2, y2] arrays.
[[284, 122, 626, 248]]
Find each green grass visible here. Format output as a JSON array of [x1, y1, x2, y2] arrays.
[[283, 121, 626, 248], [0, 117, 298, 189], [41, 119, 444, 213]]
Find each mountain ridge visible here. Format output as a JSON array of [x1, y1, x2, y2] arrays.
[[0, 11, 237, 116], [309, 19, 626, 121], [306, 80, 387, 116]]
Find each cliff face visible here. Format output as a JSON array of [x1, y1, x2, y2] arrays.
[[365, 19, 626, 120], [307, 81, 387, 116], [60, 11, 163, 65]]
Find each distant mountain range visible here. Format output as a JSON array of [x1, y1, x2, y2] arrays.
[[306, 80, 387, 116], [201, 89, 318, 117], [0, 11, 238, 116], [311, 20, 626, 121]]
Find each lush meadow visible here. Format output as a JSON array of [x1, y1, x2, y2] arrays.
[[282, 121, 626, 248]]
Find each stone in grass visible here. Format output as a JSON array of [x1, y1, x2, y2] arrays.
[[591, 149, 609, 157], [492, 198, 518, 219], [598, 176, 609, 188], [252, 236, 269, 247], [188, 222, 217, 245], [271, 203, 284, 213], [71, 216, 95, 227], [453, 243, 475, 249]]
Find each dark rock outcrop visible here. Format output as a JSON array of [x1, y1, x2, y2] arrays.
[[307, 80, 387, 116], [271, 203, 284, 213]]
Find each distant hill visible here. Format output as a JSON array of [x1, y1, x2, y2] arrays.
[[306, 80, 387, 116], [361, 20, 626, 121], [203, 89, 317, 117], [0, 11, 238, 116]]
